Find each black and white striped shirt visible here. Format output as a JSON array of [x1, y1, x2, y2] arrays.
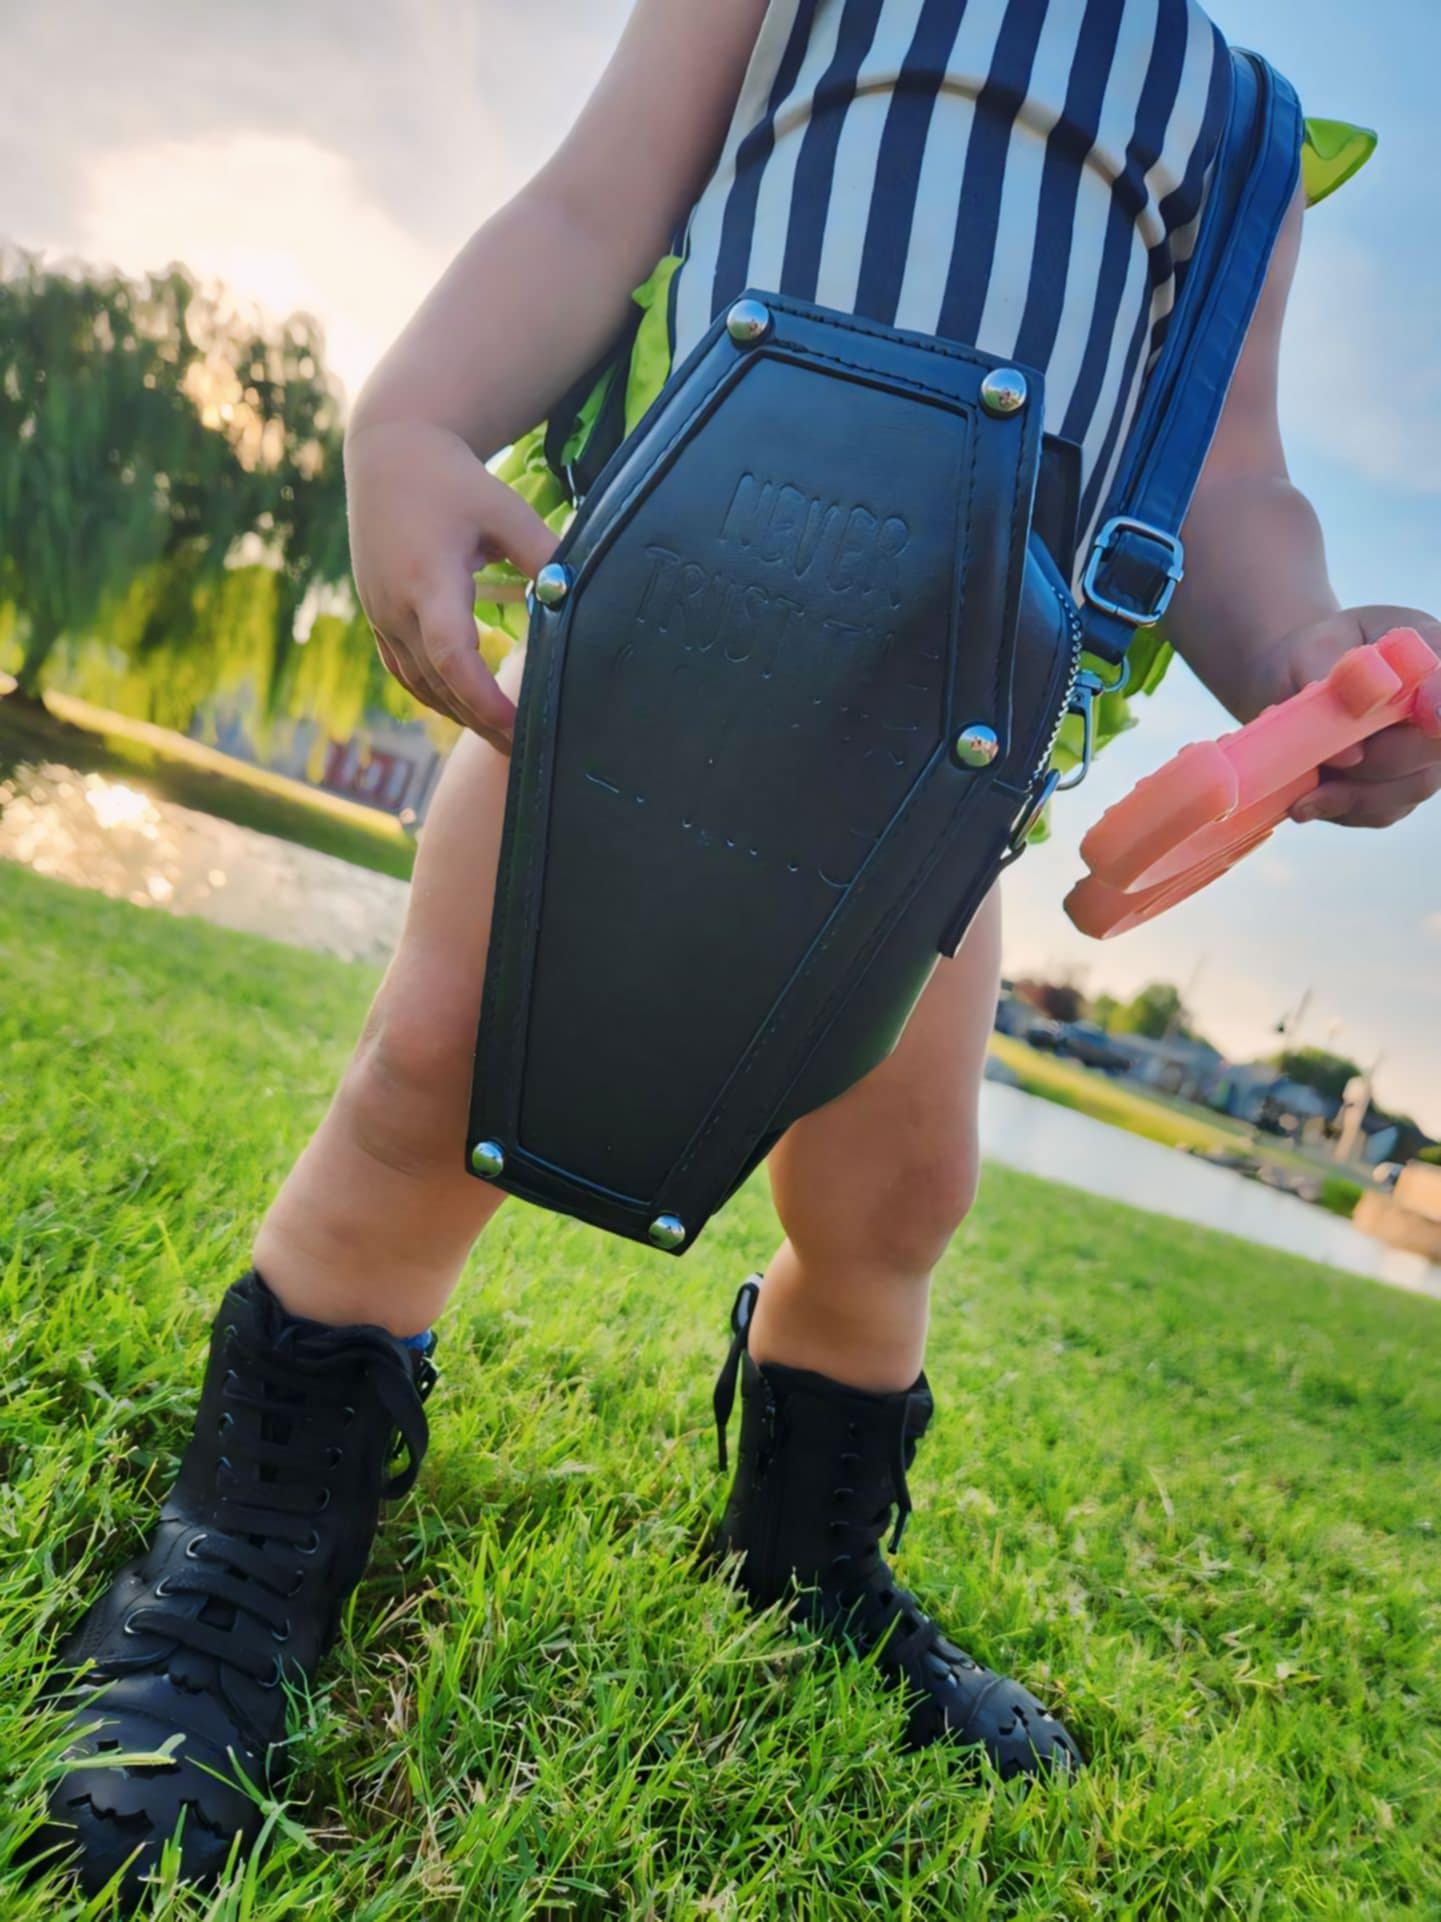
[[670, 0, 1234, 559]]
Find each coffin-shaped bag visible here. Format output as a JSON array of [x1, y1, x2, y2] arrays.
[[467, 50, 1302, 1253]]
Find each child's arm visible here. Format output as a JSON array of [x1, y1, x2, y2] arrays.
[[1166, 189, 1441, 829], [345, 0, 768, 749]]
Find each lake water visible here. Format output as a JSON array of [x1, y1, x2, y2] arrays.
[[980, 1081, 1441, 1302], [0, 759, 407, 965], [2, 754, 1436, 1302]]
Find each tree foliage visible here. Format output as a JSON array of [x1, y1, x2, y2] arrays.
[[1109, 982, 1189, 1042], [1012, 978, 1085, 1024], [0, 252, 367, 725], [1269, 1046, 1363, 1106]]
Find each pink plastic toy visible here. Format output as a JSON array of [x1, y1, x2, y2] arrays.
[[1065, 627, 1441, 939]]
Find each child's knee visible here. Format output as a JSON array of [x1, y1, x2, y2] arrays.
[[860, 1140, 980, 1273], [785, 1130, 981, 1277]]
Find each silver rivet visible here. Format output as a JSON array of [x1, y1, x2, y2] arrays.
[[725, 298, 772, 347], [953, 724, 1000, 769], [979, 368, 1029, 417], [533, 562, 574, 608], [470, 1139, 506, 1178], [648, 1213, 687, 1251]]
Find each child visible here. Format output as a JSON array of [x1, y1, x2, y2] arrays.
[[38, 0, 1439, 1899]]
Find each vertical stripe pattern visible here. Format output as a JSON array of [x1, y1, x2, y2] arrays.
[[668, 0, 1234, 571]]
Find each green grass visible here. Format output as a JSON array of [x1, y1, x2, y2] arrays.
[[0, 861, 1437, 1919], [989, 1035, 1367, 1219], [0, 691, 416, 881]]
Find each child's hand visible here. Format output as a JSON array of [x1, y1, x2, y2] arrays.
[[1255, 606, 1441, 829], [344, 418, 556, 753]]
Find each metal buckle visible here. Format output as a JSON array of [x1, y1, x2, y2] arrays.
[[1055, 670, 1107, 793], [1002, 770, 1062, 866], [1081, 516, 1184, 627]]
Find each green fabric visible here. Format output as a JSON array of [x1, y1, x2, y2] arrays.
[[473, 431, 573, 654], [557, 368, 619, 475], [625, 254, 684, 435], [1302, 117, 1377, 206]]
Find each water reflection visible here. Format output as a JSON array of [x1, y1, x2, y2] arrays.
[[0, 760, 406, 965]]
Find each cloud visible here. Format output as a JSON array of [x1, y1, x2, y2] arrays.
[[2, 0, 629, 257], [1425, 912, 1441, 942], [3, 0, 633, 395], [79, 133, 445, 399], [1281, 231, 1441, 496]]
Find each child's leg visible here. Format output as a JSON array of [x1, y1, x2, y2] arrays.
[[750, 889, 1001, 1392], [717, 889, 1080, 1774], [252, 660, 525, 1335], [38, 681, 530, 1897]]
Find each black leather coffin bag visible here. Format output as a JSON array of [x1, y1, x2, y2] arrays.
[[468, 296, 1081, 1251], [468, 48, 1303, 1252]]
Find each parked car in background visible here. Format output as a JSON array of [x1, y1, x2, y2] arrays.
[[994, 992, 1039, 1038], [1059, 1022, 1134, 1074], [1023, 1018, 1065, 1052], [1029, 1019, 1133, 1075]]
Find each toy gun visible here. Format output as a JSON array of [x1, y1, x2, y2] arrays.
[[1065, 627, 1441, 939]]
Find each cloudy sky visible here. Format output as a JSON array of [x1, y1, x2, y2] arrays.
[[4, 0, 1438, 1128]]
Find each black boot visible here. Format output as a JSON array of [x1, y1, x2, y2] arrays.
[[35, 1270, 437, 1900], [712, 1278, 1081, 1777]]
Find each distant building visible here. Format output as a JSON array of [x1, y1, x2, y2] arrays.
[[196, 691, 445, 823], [1109, 1032, 1223, 1101], [1209, 1064, 1332, 1136]]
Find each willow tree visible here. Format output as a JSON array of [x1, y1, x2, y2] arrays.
[[0, 254, 352, 715]]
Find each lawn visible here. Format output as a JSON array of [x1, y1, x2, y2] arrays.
[[0, 691, 416, 881], [0, 860, 1436, 1919]]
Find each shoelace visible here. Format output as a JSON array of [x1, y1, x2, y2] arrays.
[[826, 1420, 915, 1565], [712, 1277, 917, 1554], [711, 1280, 761, 1476], [122, 1322, 432, 1687]]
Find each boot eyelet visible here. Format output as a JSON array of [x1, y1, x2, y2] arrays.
[[121, 1611, 144, 1636], [185, 1532, 210, 1560], [299, 1528, 321, 1556], [313, 1487, 332, 1514], [272, 1619, 292, 1644], [326, 1446, 344, 1468], [342, 1404, 356, 1427], [216, 1411, 234, 1436], [258, 1655, 283, 1689], [153, 1576, 172, 1599]]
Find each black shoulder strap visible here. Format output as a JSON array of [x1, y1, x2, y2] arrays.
[[1078, 48, 1304, 669]]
